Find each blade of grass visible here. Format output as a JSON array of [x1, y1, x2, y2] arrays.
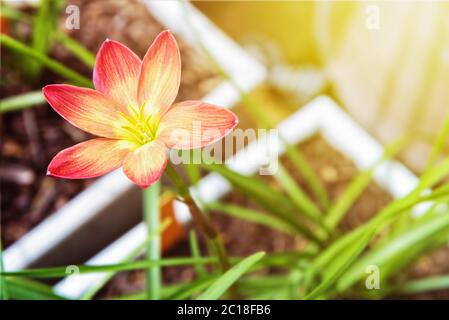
[[110, 276, 218, 300], [325, 137, 409, 229], [203, 163, 324, 243], [336, 209, 449, 291], [196, 252, 265, 300], [284, 143, 331, 209], [189, 230, 207, 278], [207, 201, 298, 235], [238, 271, 303, 299], [1, 257, 218, 279], [304, 158, 449, 292], [1, 4, 31, 20], [395, 274, 449, 294], [274, 163, 322, 221], [303, 229, 374, 299], [143, 181, 161, 300], [5, 277, 65, 300], [0, 91, 46, 113], [426, 110, 449, 169], [168, 274, 218, 300], [0, 35, 92, 87]]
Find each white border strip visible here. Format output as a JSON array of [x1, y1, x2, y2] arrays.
[[4, 0, 266, 271], [55, 95, 420, 299]]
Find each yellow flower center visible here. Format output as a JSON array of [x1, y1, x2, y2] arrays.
[[118, 102, 160, 145]]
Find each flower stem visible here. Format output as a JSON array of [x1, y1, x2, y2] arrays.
[[165, 163, 231, 273], [143, 181, 161, 300]]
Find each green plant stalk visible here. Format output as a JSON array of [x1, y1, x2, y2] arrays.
[[164, 163, 231, 273], [0, 240, 8, 300], [143, 182, 161, 300], [284, 143, 331, 209], [0, 91, 46, 113], [0, 35, 92, 87], [189, 230, 207, 278]]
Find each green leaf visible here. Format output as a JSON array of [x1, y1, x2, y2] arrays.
[[168, 275, 218, 300], [284, 143, 331, 209], [196, 252, 265, 300], [304, 229, 374, 299], [395, 274, 449, 294], [0, 91, 46, 113], [5, 277, 65, 300], [273, 163, 322, 222], [325, 136, 408, 229], [203, 163, 323, 243], [1, 257, 218, 279], [207, 201, 298, 235], [0, 4, 31, 20], [337, 209, 449, 291], [426, 111, 449, 169]]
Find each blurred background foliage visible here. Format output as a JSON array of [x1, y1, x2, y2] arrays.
[[195, 1, 449, 173]]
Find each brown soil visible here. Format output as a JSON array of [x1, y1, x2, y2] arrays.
[[96, 135, 394, 299], [0, 0, 219, 247]]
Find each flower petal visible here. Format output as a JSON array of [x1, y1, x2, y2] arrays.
[[137, 31, 181, 116], [158, 100, 238, 149], [93, 39, 141, 108], [123, 140, 168, 188], [47, 138, 133, 179], [43, 84, 125, 138]]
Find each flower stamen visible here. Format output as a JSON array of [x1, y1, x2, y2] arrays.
[[118, 103, 159, 145]]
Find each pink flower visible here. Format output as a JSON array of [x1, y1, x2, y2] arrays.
[[43, 31, 237, 188]]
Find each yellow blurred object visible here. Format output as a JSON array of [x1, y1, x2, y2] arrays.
[[197, 1, 449, 172], [318, 1, 449, 172], [195, 1, 319, 65]]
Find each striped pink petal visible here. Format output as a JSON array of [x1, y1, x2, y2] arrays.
[[47, 138, 133, 179], [43, 84, 125, 138], [157, 100, 238, 149], [137, 31, 181, 117], [93, 39, 141, 108], [122, 140, 168, 188]]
